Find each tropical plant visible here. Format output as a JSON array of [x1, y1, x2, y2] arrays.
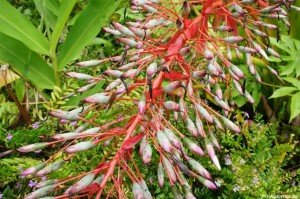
[[10, 0, 300, 199]]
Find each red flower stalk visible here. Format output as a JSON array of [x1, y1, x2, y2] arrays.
[[19, 0, 300, 198]]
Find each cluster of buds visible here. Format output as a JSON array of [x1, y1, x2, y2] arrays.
[[18, 0, 300, 198]]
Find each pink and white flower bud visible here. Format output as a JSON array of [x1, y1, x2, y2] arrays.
[[205, 139, 221, 170], [52, 132, 80, 140], [229, 69, 240, 81], [196, 175, 217, 190], [157, 161, 164, 188], [244, 90, 254, 104], [81, 127, 101, 134], [66, 72, 93, 80], [140, 180, 152, 199], [187, 158, 212, 180], [17, 142, 50, 153], [252, 41, 268, 60], [138, 94, 146, 115], [35, 160, 65, 177], [129, 27, 151, 38], [50, 110, 80, 121], [192, 70, 206, 80], [132, 182, 144, 199], [176, 18, 184, 30], [143, 4, 158, 13], [142, 143, 152, 164], [103, 69, 123, 78], [24, 185, 55, 199], [230, 64, 245, 79], [171, 185, 183, 199], [232, 79, 244, 95], [216, 25, 234, 32], [76, 60, 103, 67], [196, 104, 214, 124], [183, 185, 197, 199], [195, 117, 206, 137], [220, 116, 241, 133], [267, 48, 280, 58], [112, 22, 135, 37], [209, 131, 220, 150], [182, 137, 204, 156], [35, 179, 57, 188], [77, 82, 97, 93], [204, 49, 214, 60], [164, 128, 181, 149], [103, 27, 122, 36], [212, 115, 224, 130], [123, 69, 140, 78], [254, 70, 262, 83], [69, 173, 95, 195], [174, 111, 178, 121], [131, 0, 147, 6], [206, 62, 220, 77], [237, 46, 257, 54], [126, 21, 140, 28], [117, 38, 138, 48], [75, 123, 89, 133], [260, 3, 280, 13], [214, 96, 231, 112], [215, 83, 222, 100], [118, 62, 135, 70], [182, 1, 191, 14], [105, 79, 122, 91], [139, 136, 147, 156], [157, 131, 173, 153], [226, 46, 232, 60], [180, 46, 191, 56], [223, 36, 244, 44], [162, 156, 176, 184], [84, 93, 109, 104], [186, 118, 198, 137], [21, 162, 46, 176], [147, 62, 157, 77], [64, 141, 95, 154], [164, 101, 180, 111], [163, 81, 181, 94]]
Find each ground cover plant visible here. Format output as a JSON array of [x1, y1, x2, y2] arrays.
[[0, 0, 299, 198]]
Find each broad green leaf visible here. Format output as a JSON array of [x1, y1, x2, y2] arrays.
[[0, 0, 50, 55], [34, 0, 59, 30], [269, 87, 298, 99], [50, 0, 76, 53], [282, 77, 300, 89], [65, 81, 105, 107], [0, 32, 55, 90], [290, 92, 300, 122], [57, 0, 121, 70]]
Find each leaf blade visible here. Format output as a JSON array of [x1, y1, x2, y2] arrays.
[[269, 87, 298, 99], [57, 0, 121, 70], [290, 92, 300, 122]]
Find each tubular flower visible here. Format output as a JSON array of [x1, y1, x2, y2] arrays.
[[18, 0, 299, 198]]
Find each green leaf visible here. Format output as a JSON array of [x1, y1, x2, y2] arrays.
[[269, 87, 298, 99], [33, 0, 59, 30], [0, 32, 55, 90], [0, 0, 50, 55], [282, 77, 300, 89], [57, 0, 121, 70], [50, 0, 76, 53], [290, 92, 300, 122], [65, 81, 105, 107]]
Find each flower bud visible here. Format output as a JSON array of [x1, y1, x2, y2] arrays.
[[66, 72, 93, 80], [244, 90, 254, 104], [164, 128, 181, 149], [24, 185, 55, 199], [182, 137, 204, 156], [84, 94, 109, 104], [162, 156, 176, 184], [142, 143, 152, 164], [196, 104, 214, 124], [252, 41, 268, 60], [117, 38, 139, 48], [35, 160, 65, 177], [69, 173, 95, 195], [138, 94, 146, 115], [186, 118, 198, 137], [214, 82, 222, 100], [220, 115, 241, 133], [163, 81, 181, 94], [64, 141, 95, 154], [237, 46, 257, 54], [132, 182, 144, 199], [209, 131, 220, 150], [140, 180, 152, 199], [93, 174, 104, 184], [103, 27, 122, 36], [223, 36, 244, 44], [105, 79, 122, 91], [157, 131, 173, 153], [196, 175, 217, 190], [206, 62, 220, 77], [50, 110, 80, 121], [21, 162, 46, 176], [77, 82, 97, 93], [171, 185, 183, 199], [112, 22, 135, 37], [52, 132, 80, 140], [195, 117, 206, 137], [123, 69, 140, 78], [182, 1, 191, 14], [216, 25, 234, 32], [103, 69, 123, 78], [212, 115, 224, 131], [187, 158, 212, 180], [35, 179, 57, 188], [147, 62, 158, 77], [139, 136, 147, 156], [230, 64, 245, 79], [183, 185, 197, 199], [157, 161, 164, 188], [17, 142, 50, 153], [214, 96, 231, 112], [266, 47, 280, 58], [164, 101, 180, 111], [204, 137, 221, 170], [76, 60, 103, 67]]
